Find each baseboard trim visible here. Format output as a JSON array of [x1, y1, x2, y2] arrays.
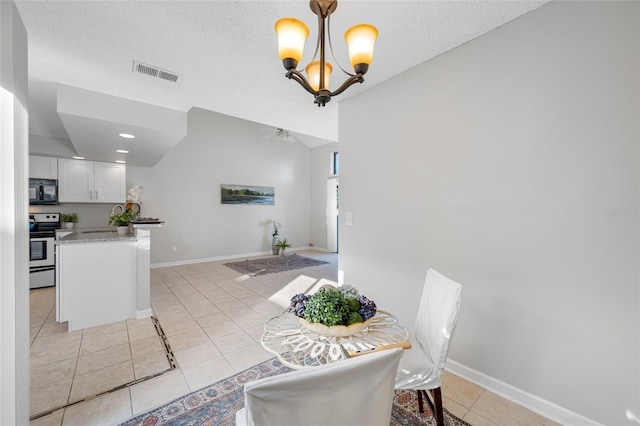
[[308, 246, 328, 252], [135, 308, 153, 319], [151, 251, 271, 268], [445, 359, 602, 426], [150, 247, 325, 269]]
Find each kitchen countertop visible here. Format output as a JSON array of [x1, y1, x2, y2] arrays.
[[56, 222, 163, 244], [56, 230, 136, 244]]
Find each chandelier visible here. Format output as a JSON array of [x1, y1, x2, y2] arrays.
[[275, 0, 378, 107]]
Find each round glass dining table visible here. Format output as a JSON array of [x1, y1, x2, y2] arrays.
[[261, 310, 410, 369]]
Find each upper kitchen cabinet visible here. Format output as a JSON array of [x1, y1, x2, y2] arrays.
[[29, 155, 58, 179], [58, 158, 126, 203], [94, 161, 127, 202]]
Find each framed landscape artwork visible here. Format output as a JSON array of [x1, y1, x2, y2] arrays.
[[221, 184, 274, 205]]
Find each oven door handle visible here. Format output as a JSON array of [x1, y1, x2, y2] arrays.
[[30, 265, 55, 273]]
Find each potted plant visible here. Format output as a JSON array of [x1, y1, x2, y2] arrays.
[[275, 238, 291, 256], [108, 210, 136, 235], [60, 213, 78, 229]]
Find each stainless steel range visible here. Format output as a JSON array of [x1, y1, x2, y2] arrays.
[[29, 212, 59, 289]]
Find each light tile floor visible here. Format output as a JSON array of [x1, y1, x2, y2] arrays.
[[29, 289, 172, 419], [30, 250, 561, 426]]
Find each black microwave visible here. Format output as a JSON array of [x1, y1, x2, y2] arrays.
[[29, 179, 58, 205]]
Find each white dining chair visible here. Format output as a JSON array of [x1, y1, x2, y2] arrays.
[[395, 268, 463, 426], [235, 347, 403, 426]]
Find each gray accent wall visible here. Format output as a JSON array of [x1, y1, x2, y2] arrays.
[[338, 1, 639, 424]]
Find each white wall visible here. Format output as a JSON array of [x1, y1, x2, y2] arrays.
[[310, 142, 338, 251], [126, 165, 153, 215], [29, 134, 76, 158], [0, 1, 29, 423], [147, 108, 312, 265], [339, 1, 639, 425]]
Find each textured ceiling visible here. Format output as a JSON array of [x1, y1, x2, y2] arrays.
[[15, 0, 547, 165]]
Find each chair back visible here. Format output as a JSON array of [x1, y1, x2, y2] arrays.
[[413, 269, 462, 371], [240, 348, 403, 426]]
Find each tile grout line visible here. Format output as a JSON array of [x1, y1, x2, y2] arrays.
[[29, 316, 177, 422], [168, 264, 269, 378], [151, 315, 178, 370], [463, 388, 503, 426], [29, 325, 83, 422], [29, 301, 53, 348]]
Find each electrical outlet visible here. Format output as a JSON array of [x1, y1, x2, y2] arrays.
[[170, 245, 177, 253]]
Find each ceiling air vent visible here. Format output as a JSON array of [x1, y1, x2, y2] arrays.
[[132, 61, 182, 83]]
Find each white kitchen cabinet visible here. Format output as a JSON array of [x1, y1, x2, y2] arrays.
[[94, 161, 127, 202], [58, 158, 93, 202], [55, 224, 160, 331], [57, 239, 138, 331], [58, 158, 126, 203], [29, 155, 58, 179]]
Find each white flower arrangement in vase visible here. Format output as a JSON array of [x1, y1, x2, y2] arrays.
[[265, 219, 282, 255]]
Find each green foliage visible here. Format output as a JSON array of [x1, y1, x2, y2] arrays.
[[108, 210, 137, 226], [222, 187, 269, 197], [275, 238, 291, 249], [303, 288, 349, 326], [61, 213, 78, 223], [345, 297, 360, 313], [346, 312, 364, 325]]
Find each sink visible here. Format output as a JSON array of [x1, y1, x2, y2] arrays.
[[79, 230, 116, 234]]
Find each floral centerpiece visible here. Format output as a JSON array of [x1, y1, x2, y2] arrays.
[[290, 284, 377, 337]]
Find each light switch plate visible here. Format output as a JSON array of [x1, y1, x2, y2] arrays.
[[346, 212, 353, 226]]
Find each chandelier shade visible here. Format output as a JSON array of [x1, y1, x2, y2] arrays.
[[345, 24, 378, 70], [275, 0, 378, 107], [275, 18, 310, 69], [306, 61, 333, 91]]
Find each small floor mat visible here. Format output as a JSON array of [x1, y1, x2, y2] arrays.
[[224, 254, 328, 276]]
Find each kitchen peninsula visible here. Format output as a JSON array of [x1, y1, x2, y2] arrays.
[[55, 223, 162, 332]]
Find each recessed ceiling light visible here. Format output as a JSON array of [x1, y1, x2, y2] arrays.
[[119, 133, 135, 139], [115, 160, 126, 164], [72, 156, 85, 160], [116, 149, 129, 154]]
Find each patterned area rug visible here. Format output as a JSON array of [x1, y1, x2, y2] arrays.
[[119, 358, 471, 426], [224, 254, 328, 276]]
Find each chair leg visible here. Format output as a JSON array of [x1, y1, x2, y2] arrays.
[[416, 389, 436, 416], [416, 389, 424, 413], [431, 387, 444, 426]]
